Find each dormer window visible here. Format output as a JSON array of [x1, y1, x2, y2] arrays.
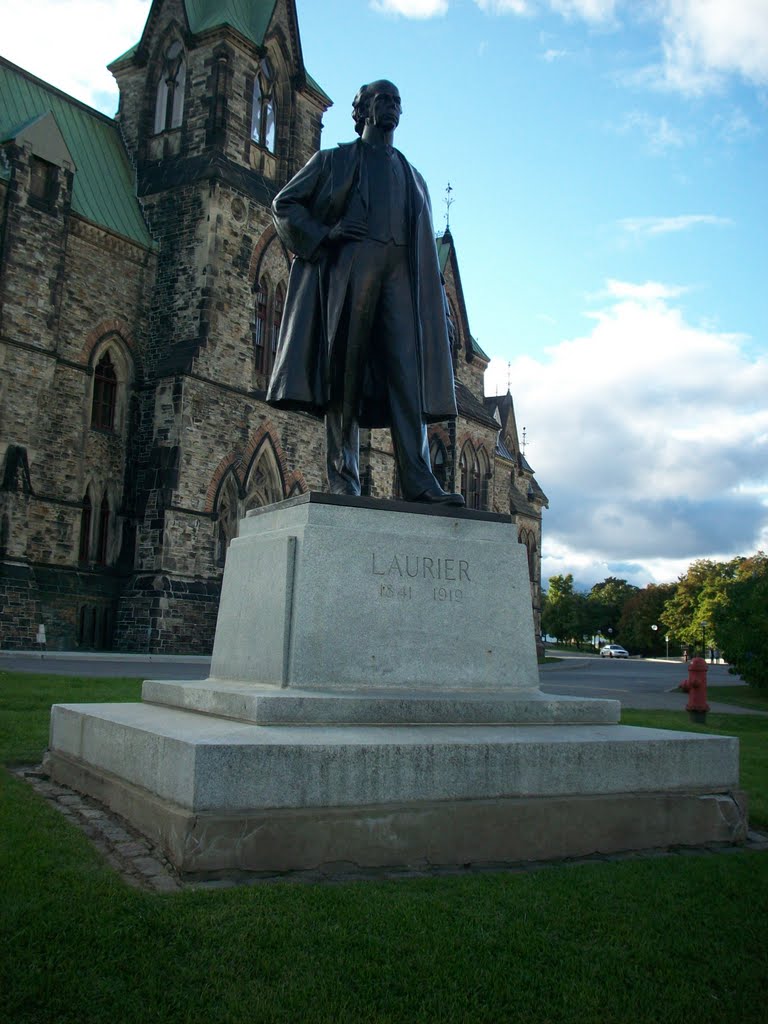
[[251, 58, 276, 152], [154, 40, 186, 134], [29, 157, 56, 204]]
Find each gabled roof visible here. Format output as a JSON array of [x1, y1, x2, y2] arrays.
[[111, 0, 331, 105], [455, 381, 501, 430], [436, 229, 489, 361], [0, 58, 153, 249]]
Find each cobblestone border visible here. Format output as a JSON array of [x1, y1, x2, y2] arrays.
[[12, 764, 768, 891]]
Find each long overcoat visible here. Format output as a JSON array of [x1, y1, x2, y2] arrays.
[[266, 140, 458, 428]]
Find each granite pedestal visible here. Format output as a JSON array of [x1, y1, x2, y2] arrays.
[[47, 494, 745, 877]]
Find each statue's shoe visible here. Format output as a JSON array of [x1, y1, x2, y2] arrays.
[[411, 487, 465, 507]]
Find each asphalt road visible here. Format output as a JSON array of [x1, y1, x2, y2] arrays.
[[0, 648, 755, 713], [539, 651, 750, 712]]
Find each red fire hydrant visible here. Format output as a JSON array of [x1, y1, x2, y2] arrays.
[[680, 656, 710, 723]]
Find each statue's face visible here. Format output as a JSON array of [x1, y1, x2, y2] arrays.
[[367, 81, 401, 132]]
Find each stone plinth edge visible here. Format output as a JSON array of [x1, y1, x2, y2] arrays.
[[45, 750, 747, 877], [142, 679, 621, 725]]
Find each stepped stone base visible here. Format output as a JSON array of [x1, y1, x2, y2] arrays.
[[46, 496, 746, 877], [47, 703, 745, 876]]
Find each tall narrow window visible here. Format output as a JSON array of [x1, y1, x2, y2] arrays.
[[251, 58, 276, 152], [268, 285, 284, 374], [154, 40, 186, 134], [92, 352, 117, 430], [78, 494, 92, 561], [460, 444, 481, 510], [254, 280, 267, 372], [29, 157, 56, 204], [96, 495, 110, 565], [478, 449, 490, 511], [430, 437, 447, 490], [470, 456, 481, 510]]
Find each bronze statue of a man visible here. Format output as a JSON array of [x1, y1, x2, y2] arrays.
[[266, 80, 464, 506]]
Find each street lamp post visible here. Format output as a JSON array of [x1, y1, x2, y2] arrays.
[[700, 620, 708, 660], [651, 623, 658, 656]]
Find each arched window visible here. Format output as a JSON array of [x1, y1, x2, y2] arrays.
[[244, 441, 284, 513], [460, 443, 481, 510], [430, 436, 448, 490], [154, 40, 186, 134], [519, 527, 537, 582], [96, 495, 110, 565], [254, 279, 268, 372], [478, 448, 490, 511], [251, 58, 276, 152], [78, 493, 92, 561], [92, 352, 117, 430]]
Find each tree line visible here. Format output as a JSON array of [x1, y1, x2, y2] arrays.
[[540, 553, 768, 688]]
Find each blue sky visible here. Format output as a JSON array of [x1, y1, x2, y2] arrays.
[[4, 0, 767, 590]]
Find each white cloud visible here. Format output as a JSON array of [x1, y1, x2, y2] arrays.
[[542, 48, 569, 61], [549, 0, 617, 23], [3, 0, 150, 112], [371, 0, 449, 16], [614, 111, 687, 152], [476, 0, 768, 94], [475, 0, 532, 14], [657, 0, 768, 93], [486, 281, 768, 586], [618, 215, 733, 238], [475, 0, 615, 20], [714, 107, 762, 143]]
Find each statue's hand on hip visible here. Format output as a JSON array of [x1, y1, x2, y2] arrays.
[[327, 214, 367, 243]]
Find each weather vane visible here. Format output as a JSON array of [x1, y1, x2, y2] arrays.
[[522, 427, 528, 454], [444, 182, 454, 230]]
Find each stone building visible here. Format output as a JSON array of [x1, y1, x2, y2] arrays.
[[0, 0, 546, 653]]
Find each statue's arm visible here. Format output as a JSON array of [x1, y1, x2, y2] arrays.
[[272, 152, 332, 262]]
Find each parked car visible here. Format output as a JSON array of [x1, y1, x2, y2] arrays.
[[600, 644, 629, 658]]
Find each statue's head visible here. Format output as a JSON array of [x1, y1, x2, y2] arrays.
[[352, 80, 401, 136]]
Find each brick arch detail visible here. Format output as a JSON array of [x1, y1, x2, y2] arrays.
[[456, 433, 477, 456], [248, 225, 289, 285], [205, 422, 298, 513], [80, 320, 139, 368], [428, 424, 451, 450]]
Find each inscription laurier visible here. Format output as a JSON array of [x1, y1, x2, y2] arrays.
[[371, 553, 471, 582]]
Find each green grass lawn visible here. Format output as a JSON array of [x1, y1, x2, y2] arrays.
[[2, 672, 767, 1024], [707, 684, 768, 713]]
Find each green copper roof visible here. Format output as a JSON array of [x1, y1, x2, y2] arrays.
[[184, 0, 277, 42], [0, 58, 153, 248]]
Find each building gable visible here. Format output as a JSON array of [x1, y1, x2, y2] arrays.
[[0, 58, 153, 248]]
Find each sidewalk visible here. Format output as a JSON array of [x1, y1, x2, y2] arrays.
[[0, 650, 211, 664]]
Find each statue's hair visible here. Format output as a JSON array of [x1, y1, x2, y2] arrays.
[[352, 80, 398, 136]]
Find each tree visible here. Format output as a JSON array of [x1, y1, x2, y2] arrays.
[[712, 553, 768, 688], [618, 583, 678, 656], [661, 558, 743, 654], [587, 577, 639, 643], [541, 574, 590, 646]]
